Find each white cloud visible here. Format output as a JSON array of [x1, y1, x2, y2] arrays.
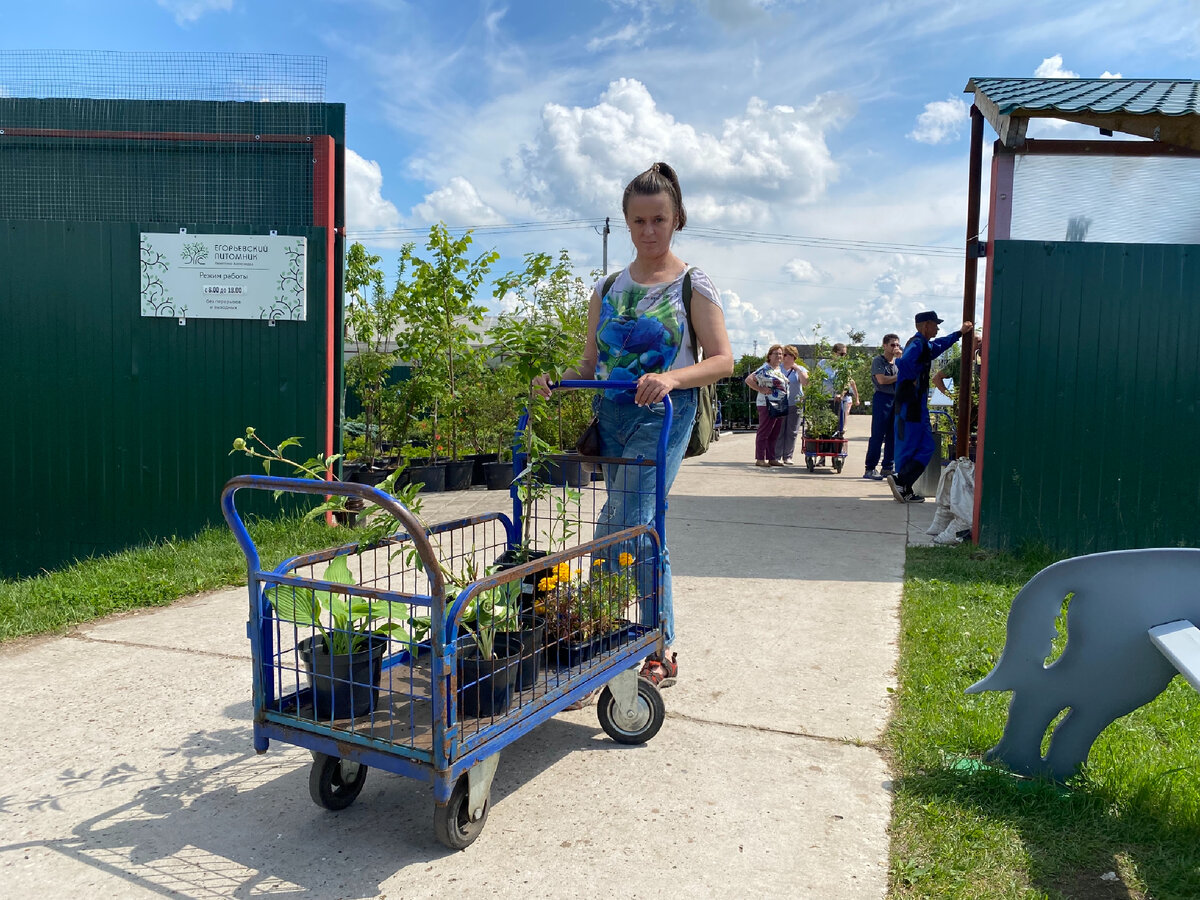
[[345, 148, 402, 231], [1034, 54, 1078, 78], [155, 0, 232, 25], [1101, 70, 1123, 78], [909, 97, 970, 145], [784, 258, 829, 283], [412, 176, 504, 225], [510, 78, 849, 224]]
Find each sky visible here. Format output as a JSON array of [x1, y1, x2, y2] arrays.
[[3, 0, 1198, 357]]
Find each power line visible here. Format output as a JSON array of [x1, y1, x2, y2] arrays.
[[346, 218, 964, 258]]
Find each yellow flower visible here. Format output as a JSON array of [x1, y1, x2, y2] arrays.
[[618, 552, 635, 567], [537, 576, 558, 591], [555, 562, 571, 580], [592, 559, 604, 568]]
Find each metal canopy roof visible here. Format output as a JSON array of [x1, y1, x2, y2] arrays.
[[964, 77, 1200, 150]]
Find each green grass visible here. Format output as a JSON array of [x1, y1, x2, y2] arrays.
[[0, 515, 346, 642], [889, 543, 1200, 900]]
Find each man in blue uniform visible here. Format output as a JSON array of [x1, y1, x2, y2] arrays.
[[886, 311, 973, 503]]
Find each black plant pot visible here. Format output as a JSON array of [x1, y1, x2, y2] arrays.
[[548, 454, 590, 488], [482, 460, 513, 491], [457, 634, 522, 718], [407, 462, 446, 493], [444, 459, 474, 492], [297, 634, 388, 719], [494, 548, 552, 613], [546, 621, 637, 669], [347, 466, 391, 488], [496, 614, 545, 692], [466, 453, 497, 486]]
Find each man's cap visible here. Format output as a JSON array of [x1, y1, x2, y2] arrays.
[[915, 310, 944, 324]]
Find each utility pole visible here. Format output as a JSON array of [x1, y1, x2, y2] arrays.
[[602, 217, 610, 274]]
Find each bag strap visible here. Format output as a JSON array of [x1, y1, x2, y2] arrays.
[[600, 271, 620, 299], [682, 267, 700, 363]]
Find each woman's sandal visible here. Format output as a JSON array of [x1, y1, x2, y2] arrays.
[[639, 651, 678, 688]]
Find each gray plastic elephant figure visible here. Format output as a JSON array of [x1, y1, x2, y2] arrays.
[[967, 548, 1200, 781]]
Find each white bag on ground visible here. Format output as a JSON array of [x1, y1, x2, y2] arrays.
[[925, 458, 959, 535], [934, 459, 975, 545]]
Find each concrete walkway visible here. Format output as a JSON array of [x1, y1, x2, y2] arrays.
[[0, 415, 925, 899]]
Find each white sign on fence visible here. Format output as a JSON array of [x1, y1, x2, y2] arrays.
[[139, 232, 307, 321]]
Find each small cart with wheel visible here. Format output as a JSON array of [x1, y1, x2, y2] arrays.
[[802, 430, 848, 473], [221, 382, 674, 849]]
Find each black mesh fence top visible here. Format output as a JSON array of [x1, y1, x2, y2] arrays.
[[0, 50, 326, 102], [0, 53, 339, 227]]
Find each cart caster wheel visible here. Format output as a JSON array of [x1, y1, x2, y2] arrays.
[[597, 679, 665, 745], [309, 753, 367, 811], [805, 457, 815, 473], [434, 774, 488, 850], [833, 457, 844, 474]]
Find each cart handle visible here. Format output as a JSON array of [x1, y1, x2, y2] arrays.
[[219, 475, 445, 604], [514, 380, 674, 549]]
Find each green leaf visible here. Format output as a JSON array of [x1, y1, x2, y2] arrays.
[[323, 555, 355, 586], [266, 585, 319, 627]]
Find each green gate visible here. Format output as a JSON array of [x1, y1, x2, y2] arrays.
[[0, 98, 345, 578], [979, 240, 1200, 554]]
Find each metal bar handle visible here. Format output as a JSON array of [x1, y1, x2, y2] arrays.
[[219, 474, 446, 603]]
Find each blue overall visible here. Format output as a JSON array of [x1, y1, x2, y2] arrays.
[[893, 330, 962, 489]]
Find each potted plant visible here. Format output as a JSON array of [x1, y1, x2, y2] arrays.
[[411, 567, 526, 717], [398, 224, 499, 491], [344, 242, 405, 471], [268, 554, 411, 718], [230, 428, 425, 717], [537, 553, 639, 667], [489, 250, 591, 554]]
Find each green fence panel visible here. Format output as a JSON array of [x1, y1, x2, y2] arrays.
[[0, 220, 333, 577], [980, 240, 1200, 555]]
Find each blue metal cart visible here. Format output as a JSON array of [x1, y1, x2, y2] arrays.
[[220, 382, 672, 849]]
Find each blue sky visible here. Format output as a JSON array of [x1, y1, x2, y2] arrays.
[[3, 0, 1198, 355]]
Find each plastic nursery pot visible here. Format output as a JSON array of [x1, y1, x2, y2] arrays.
[[495, 614, 545, 692], [457, 634, 522, 719], [407, 462, 446, 493], [494, 548, 553, 613], [467, 453, 497, 486], [444, 459, 474, 492], [545, 620, 637, 669], [297, 634, 388, 720], [482, 460, 513, 491], [547, 453, 590, 488]]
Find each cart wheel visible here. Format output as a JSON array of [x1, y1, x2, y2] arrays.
[[833, 457, 844, 473], [806, 457, 815, 473], [434, 774, 488, 850], [597, 679, 665, 745], [309, 753, 367, 811]]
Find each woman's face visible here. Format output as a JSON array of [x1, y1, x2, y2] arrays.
[[768, 348, 783, 365], [782, 352, 797, 370], [625, 192, 678, 261]]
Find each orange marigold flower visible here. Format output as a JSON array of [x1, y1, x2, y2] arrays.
[[618, 552, 635, 567]]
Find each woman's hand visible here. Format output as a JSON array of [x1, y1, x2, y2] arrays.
[[634, 371, 679, 406], [531, 374, 553, 400]]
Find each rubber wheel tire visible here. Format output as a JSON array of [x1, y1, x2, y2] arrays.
[[806, 457, 815, 472], [833, 457, 844, 473], [434, 774, 488, 850], [597, 678, 665, 745], [309, 753, 367, 811]]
